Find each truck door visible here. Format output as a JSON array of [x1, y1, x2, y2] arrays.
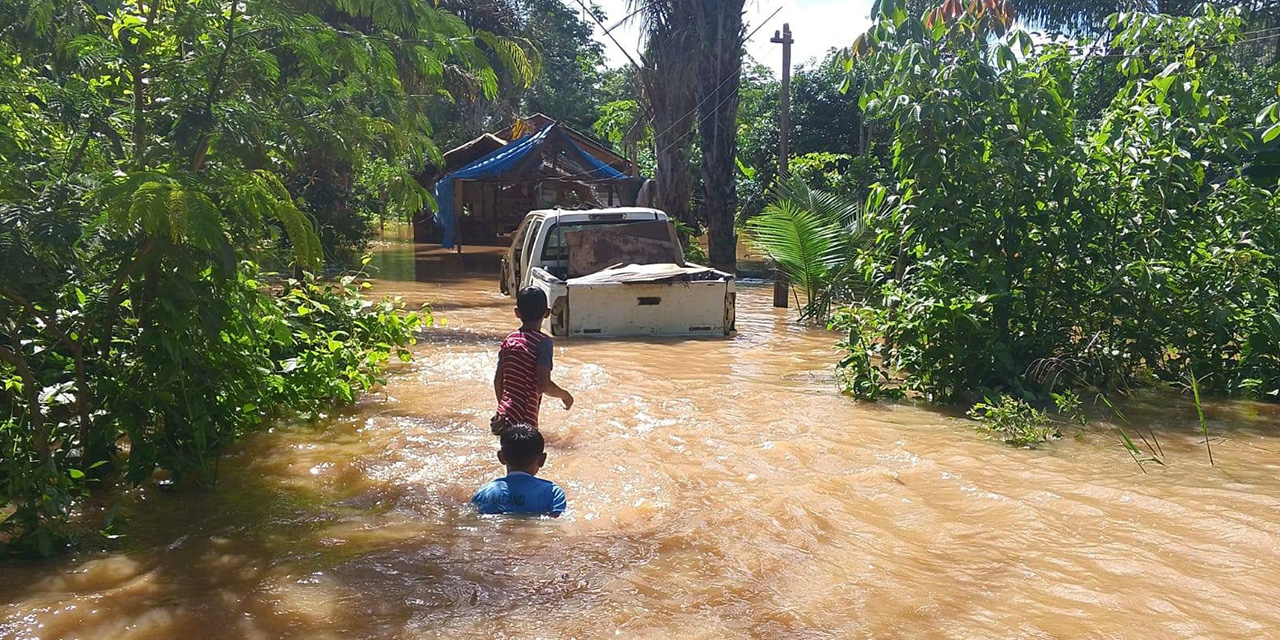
[[506, 215, 540, 292], [516, 218, 542, 289]]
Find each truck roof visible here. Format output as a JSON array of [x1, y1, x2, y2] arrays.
[[526, 207, 668, 222]]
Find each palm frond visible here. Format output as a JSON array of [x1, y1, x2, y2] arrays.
[[747, 201, 846, 321], [747, 177, 883, 321]]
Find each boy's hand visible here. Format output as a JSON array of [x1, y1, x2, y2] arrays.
[[560, 390, 574, 410]]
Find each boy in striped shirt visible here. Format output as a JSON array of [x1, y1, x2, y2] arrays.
[[490, 288, 573, 435]]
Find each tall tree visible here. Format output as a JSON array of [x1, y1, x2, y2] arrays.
[[520, 0, 606, 132], [634, 0, 700, 225], [689, 0, 747, 270]]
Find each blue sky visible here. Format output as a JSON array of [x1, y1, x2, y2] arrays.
[[580, 0, 877, 77]]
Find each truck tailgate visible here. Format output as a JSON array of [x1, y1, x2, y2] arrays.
[[565, 280, 732, 337]]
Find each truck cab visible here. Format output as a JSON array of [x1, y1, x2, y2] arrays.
[[500, 208, 735, 337]]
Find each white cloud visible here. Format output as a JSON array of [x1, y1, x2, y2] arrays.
[[578, 0, 875, 77]]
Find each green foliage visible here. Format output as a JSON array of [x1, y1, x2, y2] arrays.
[[968, 395, 1061, 448], [674, 220, 708, 264], [735, 53, 873, 220], [1051, 390, 1088, 429], [735, 61, 780, 220], [1, 261, 423, 556], [429, 0, 600, 144], [594, 98, 656, 176], [517, 0, 604, 132], [831, 307, 903, 400], [0, 0, 513, 555], [789, 152, 889, 198], [746, 178, 883, 321], [831, 3, 1280, 403]]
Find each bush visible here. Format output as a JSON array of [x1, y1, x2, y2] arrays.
[[832, 2, 1280, 403], [968, 396, 1061, 448], [1, 264, 423, 556], [0, 0, 514, 554]]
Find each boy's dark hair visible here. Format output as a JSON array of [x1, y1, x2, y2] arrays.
[[500, 423, 544, 467], [516, 287, 549, 321]]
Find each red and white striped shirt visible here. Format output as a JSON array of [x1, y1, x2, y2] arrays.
[[496, 329, 552, 428]]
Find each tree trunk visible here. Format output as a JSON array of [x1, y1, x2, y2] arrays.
[[691, 0, 745, 271], [642, 73, 697, 225], [638, 17, 699, 227], [653, 122, 695, 225]]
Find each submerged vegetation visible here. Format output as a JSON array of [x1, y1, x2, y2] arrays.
[[0, 0, 522, 555], [968, 395, 1060, 448], [750, 2, 1280, 415]]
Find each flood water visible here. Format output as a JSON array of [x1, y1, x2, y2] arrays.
[[4, 235, 1280, 639]]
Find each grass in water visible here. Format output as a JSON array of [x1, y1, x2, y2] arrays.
[[1097, 392, 1164, 472], [1188, 365, 1214, 466]]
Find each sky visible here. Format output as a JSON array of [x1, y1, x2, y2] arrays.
[[577, 0, 877, 77]]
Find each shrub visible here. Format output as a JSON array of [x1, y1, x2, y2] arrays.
[[831, 2, 1280, 403], [968, 396, 1061, 448]]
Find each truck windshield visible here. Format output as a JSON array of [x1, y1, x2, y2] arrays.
[[540, 220, 658, 262]]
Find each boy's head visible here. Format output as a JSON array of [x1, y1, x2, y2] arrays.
[[497, 423, 547, 474], [515, 287, 550, 324]]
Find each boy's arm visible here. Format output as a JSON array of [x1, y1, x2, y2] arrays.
[[547, 484, 567, 518], [537, 366, 573, 409], [535, 338, 572, 409], [493, 352, 504, 403]]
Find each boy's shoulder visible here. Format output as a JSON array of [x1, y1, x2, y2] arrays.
[[471, 474, 566, 515], [472, 477, 508, 497], [501, 328, 551, 347], [506, 471, 558, 490]]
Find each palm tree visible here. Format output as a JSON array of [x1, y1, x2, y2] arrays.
[[688, 0, 747, 271], [633, 0, 745, 270], [632, 1, 700, 226], [745, 178, 884, 321]]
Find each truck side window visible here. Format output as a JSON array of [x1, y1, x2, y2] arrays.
[[540, 222, 566, 261], [521, 220, 542, 277], [510, 217, 540, 286]]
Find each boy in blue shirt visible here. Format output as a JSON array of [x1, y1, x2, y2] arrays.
[[471, 423, 567, 517]]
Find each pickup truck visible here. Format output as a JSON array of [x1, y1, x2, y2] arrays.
[[499, 208, 736, 337]]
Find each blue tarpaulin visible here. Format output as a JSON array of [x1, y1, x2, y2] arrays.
[[432, 125, 629, 248]]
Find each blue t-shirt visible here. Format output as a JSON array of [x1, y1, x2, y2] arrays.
[[471, 472, 567, 516]]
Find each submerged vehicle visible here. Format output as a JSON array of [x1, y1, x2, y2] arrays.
[[499, 208, 736, 337]]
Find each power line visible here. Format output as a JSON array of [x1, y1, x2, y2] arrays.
[[539, 2, 785, 183], [566, 0, 646, 70], [603, 2, 657, 36], [646, 3, 785, 149]]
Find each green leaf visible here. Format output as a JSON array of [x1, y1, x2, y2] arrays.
[[1263, 122, 1280, 143]]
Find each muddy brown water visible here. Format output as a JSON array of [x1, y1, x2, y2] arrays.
[[4, 236, 1280, 639]]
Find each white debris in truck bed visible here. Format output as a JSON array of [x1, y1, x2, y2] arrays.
[[567, 262, 733, 284]]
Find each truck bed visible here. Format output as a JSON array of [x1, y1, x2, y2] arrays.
[[537, 263, 734, 338]]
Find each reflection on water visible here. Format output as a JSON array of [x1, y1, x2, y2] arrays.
[[4, 232, 1280, 639], [366, 241, 505, 283]]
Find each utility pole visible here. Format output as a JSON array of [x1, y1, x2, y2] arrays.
[[771, 23, 793, 309]]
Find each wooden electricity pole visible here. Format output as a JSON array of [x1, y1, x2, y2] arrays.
[[771, 23, 793, 308]]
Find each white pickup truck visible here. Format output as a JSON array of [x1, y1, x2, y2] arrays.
[[499, 208, 736, 337]]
